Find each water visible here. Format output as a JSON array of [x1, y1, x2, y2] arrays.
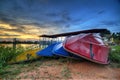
[[0, 39, 64, 49]]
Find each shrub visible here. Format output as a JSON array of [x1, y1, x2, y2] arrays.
[[109, 45, 120, 63], [0, 46, 24, 73]]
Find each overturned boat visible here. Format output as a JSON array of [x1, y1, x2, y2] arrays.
[[36, 43, 59, 57], [53, 42, 82, 60], [39, 29, 110, 64], [63, 33, 110, 64]]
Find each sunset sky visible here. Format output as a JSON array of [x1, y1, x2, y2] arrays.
[[0, 0, 120, 40]]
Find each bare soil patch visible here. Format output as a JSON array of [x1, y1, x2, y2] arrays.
[[17, 59, 120, 80]]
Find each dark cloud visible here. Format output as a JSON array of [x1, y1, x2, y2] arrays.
[[65, 24, 70, 28], [0, 12, 47, 28], [46, 10, 72, 21], [97, 10, 105, 14], [118, 0, 120, 3], [45, 10, 73, 28], [0, 17, 16, 24], [9, 24, 24, 28], [101, 21, 120, 26], [60, 10, 72, 22], [53, 20, 66, 24], [22, 22, 43, 27], [0, 12, 18, 24], [46, 13, 59, 17], [0, 0, 120, 34], [71, 18, 82, 25]]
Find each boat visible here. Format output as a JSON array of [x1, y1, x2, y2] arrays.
[[63, 33, 110, 64], [9, 48, 41, 64], [36, 43, 59, 57], [53, 42, 82, 60]]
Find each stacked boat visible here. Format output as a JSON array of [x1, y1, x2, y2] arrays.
[[37, 30, 110, 64]]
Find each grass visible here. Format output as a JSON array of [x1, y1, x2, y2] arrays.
[[109, 45, 120, 63], [61, 65, 71, 78], [0, 46, 25, 75], [0, 45, 120, 79], [0, 59, 43, 79]]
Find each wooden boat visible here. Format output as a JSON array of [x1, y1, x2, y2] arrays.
[[63, 33, 110, 64], [53, 42, 83, 60]]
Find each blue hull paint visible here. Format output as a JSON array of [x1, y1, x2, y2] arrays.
[[36, 43, 58, 57], [53, 43, 82, 59]]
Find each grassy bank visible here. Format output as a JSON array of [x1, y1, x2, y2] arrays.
[[109, 45, 120, 63], [0, 45, 120, 79], [0, 46, 25, 74]]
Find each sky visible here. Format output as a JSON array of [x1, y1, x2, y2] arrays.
[[0, 0, 120, 40]]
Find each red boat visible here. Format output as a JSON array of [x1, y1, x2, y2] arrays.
[[63, 33, 110, 64]]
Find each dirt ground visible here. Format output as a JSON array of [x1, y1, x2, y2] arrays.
[[14, 58, 120, 80]]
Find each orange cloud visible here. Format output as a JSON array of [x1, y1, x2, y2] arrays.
[[0, 22, 61, 40]]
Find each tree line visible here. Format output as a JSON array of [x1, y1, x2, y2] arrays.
[[111, 32, 120, 44]]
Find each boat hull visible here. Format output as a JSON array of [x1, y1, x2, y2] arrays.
[[9, 48, 40, 64], [63, 33, 110, 64], [36, 43, 58, 57], [53, 43, 82, 60]]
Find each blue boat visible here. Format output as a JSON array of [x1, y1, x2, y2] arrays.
[[53, 43, 82, 59], [36, 43, 59, 57]]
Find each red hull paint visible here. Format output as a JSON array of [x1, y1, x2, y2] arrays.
[[63, 33, 110, 64]]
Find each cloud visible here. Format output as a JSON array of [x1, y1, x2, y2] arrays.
[[46, 13, 59, 17], [0, 0, 120, 39], [60, 10, 72, 22], [46, 10, 72, 20], [0, 11, 52, 29], [0, 12, 19, 25], [0, 25, 24, 33], [101, 20, 120, 26], [0, 34, 20, 36], [65, 24, 70, 28], [97, 10, 105, 14], [118, 0, 120, 3], [0, 26, 6, 30]]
